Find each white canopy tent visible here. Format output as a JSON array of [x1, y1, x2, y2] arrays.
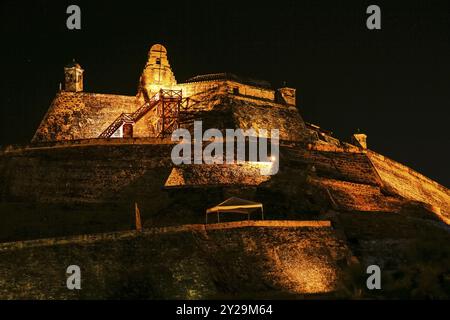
[[206, 197, 264, 224]]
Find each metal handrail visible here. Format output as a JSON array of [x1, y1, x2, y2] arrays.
[[98, 89, 182, 138]]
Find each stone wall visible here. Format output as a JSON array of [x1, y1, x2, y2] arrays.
[[368, 151, 450, 223], [283, 146, 381, 186], [164, 163, 272, 188], [179, 94, 311, 142], [0, 222, 351, 299], [179, 80, 275, 102], [0, 142, 331, 241], [32, 92, 139, 142], [311, 177, 404, 212], [230, 97, 308, 141], [1, 141, 448, 244], [0, 143, 174, 204], [33, 83, 299, 143]]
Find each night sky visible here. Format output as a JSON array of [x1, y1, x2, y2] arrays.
[[1, 0, 449, 186]]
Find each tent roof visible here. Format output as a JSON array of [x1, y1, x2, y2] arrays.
[[206, 197, 263, 214]]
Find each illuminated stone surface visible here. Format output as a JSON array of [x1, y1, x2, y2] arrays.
[[33, 45, 304, 143], [0, 222, 349, 299], [138, 44, 177, 96], [0, 44, 449, 299]]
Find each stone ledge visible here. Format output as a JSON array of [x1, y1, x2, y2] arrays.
[[0, 137, 175, 154], [0, 220, 332, 252], [204, 220, 331, 230]]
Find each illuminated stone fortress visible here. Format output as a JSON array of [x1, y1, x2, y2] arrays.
[[0, 43, 449, 299], [33, 44, 301, 143], [28, 43, 450, 226]]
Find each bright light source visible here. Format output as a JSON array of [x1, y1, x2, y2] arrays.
[[271, 155, 277, 162]]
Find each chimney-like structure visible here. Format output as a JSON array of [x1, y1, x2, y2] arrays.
[[64, 60, 84, 92]]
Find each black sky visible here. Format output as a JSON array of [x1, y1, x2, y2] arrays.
[[0, 0, 449, 186]]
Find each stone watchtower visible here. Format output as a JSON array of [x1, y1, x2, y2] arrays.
[[277, 87, 296, 106], [64, 60, 84, 92], [139, 44, 177, 97]]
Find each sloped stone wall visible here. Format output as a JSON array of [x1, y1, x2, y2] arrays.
[[311, 177, 404, 212], [0, 222, 350, 299], [0, 143, 174, 204], [32, 92, 139, 142], [283, 147, 381, 186], [368, 151, 450, 223]]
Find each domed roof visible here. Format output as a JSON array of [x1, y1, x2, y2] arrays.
[[66, 59, 82, 69], [149, 44, 167, 53]]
